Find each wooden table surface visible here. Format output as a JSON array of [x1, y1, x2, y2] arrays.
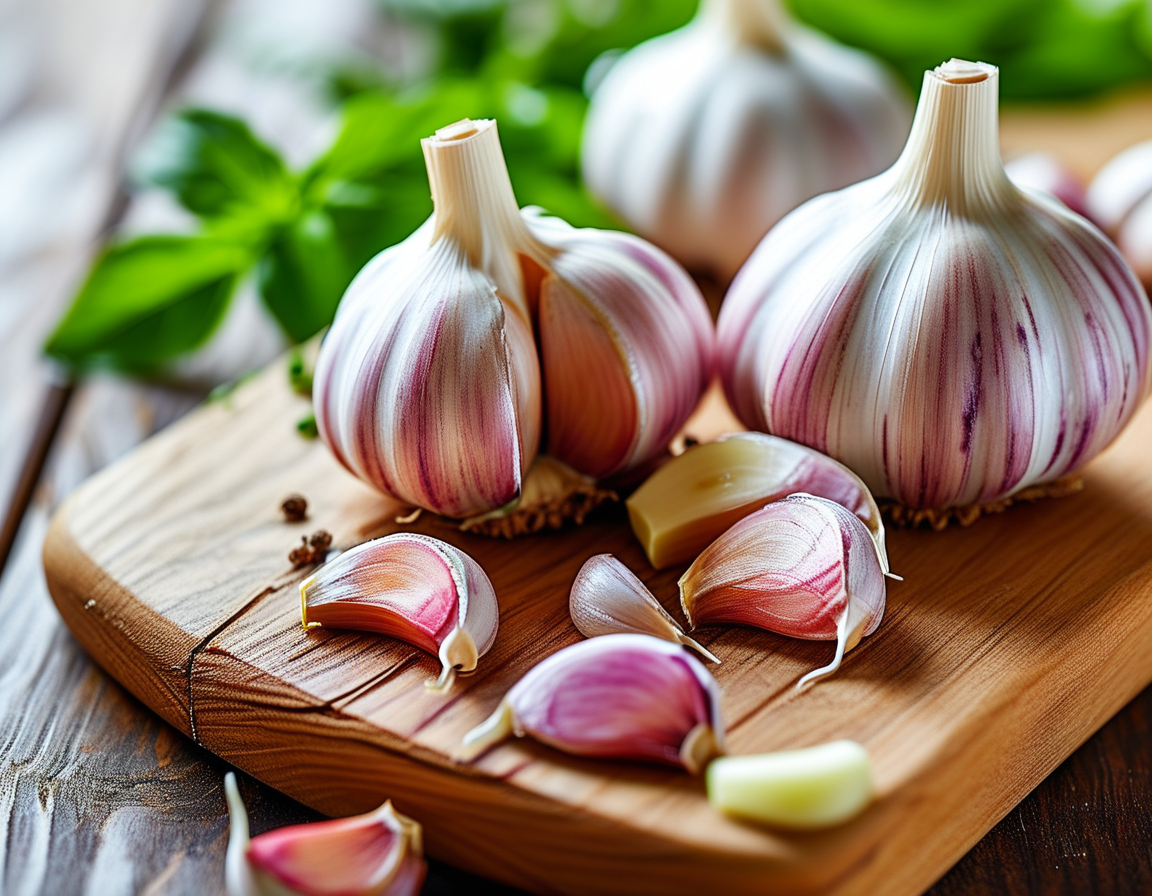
[[2, 2, 1151, 893]]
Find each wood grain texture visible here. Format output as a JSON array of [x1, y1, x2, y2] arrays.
[[40, 350, 1152, 896]]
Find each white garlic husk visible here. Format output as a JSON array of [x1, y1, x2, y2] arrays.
[[1087, 139, 1152, 287], [581, 0, 911, 280], [719, 60, 1152, 516], [314, 119, 714, 522]]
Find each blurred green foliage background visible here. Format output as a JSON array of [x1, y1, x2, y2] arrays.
[[46, 0, 1152, 375]]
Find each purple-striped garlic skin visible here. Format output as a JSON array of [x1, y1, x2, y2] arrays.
[[225, 772, 426, 896], [462, 633, 724, 773], [679, 494, 886, 689], [314, 119, 714, 520], [719, 60, 1152, 512], [1087, 139, 1152, 287]]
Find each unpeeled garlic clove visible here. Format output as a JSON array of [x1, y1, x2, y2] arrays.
[[719, 60, 1152, 518], [569, 553, 719, 663], [707, 740, 873, 829], [314, 118, 714, 522], [462, 633, 724, 772], [224, 772, 426, 896], [1005, 151, 1090, 221], [626, 432, 889, 572], [300, 533, 498, 690], [680, 494, 885, 690]]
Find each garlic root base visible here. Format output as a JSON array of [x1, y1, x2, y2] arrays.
[[882, 475, 1084, 531]]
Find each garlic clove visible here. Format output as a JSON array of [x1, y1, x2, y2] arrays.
[[314, 119, 713, 526], [1087, 139, 1152, 288], [679, 494, 885, 690], [300, 533, 498, 690], [626, 432, 889, 572], [706, 741, 873, 829], [529, 214, 715, 479], [224, 772, 426, 896], [581, 0, 911, 280], [569, 553, 719, 663], [719, 60, 1152, 517], [462, 633, 724, 772]]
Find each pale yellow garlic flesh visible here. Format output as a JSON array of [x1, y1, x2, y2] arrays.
[[626, 432, 888, 571], [720, 60, 1152, 515], [707, 740, 873, 829], [313, 119, 714, 524], [568, 553, 719, 663], [581, 0, 911, 280]]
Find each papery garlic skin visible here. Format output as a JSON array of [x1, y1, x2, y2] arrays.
[[463, 633, 724, 772], [680, 494, 885, 689], [315, 118, 713, 520], [569, 553, 719, 663], [707, 741, 873, 829], [300, 533, 498, 690], [224, 772, 427, 896], [720, 60, 1152, 513], [1087, 139, 1152, 286], [626, 432, 888, 572], [581, 0, 910, 280]]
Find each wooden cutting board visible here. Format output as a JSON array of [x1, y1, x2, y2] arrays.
[[41, 354, 1152, 896]]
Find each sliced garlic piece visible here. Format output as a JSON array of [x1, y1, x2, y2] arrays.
[[300, 533, 499, 691], [680, 494, 886, 690], [626, 432, 889, 572], [462, 633, 724, 773], [707, 740, 873, 829], [569, 554, 719, 663], [224, 772, 426, 896]]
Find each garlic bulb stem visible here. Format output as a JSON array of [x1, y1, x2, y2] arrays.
[[892, 60, 1011, 214], [422, 119, 541, 314], [701, 0, 787, 53]]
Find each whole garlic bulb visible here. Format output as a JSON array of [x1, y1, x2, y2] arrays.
[[581, 0, 911, 281], [315, 119, 714, 520], [1087, 139, 1152, 286], [719, 60, 1152, 515]]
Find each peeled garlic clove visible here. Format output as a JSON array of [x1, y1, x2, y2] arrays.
[[581, 0, 911, 280], [463, 633, 724, 772], [626, 432, 888, 572], [707, 741, 873, 829], [569, 553, 719, 663], [1005, 151, 1090, 220], [314, 118, 713, 522], [720, 60, 1152, 518], [1087, 139, 1152, 286], [680, 494, 885, 689], [300, 533, 498, 690], [224, 772, 426, 896]]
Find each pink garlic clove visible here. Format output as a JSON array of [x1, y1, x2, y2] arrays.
[[300, 534, 499, 690], [463, 633, 724, 772], [569, 553, 719, 663], [224, 772, 426, 896], [679, 493, 886, 690]]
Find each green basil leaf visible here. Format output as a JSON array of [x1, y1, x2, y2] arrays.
[[134, 109, 297, 219], [45, 235, 253, 374], [258, 209, 351, 342]]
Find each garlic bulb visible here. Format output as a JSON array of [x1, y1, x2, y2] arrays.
[[719, 60, 1152, 518], [569, 553, 719, 663], [1087, 139, 1152, 286], [463, 633, 725, 773], [300, 533, 499, 690], [225, 772, 426, 896], [315, 118, 713, 522], [581, 0, 910, 280]]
